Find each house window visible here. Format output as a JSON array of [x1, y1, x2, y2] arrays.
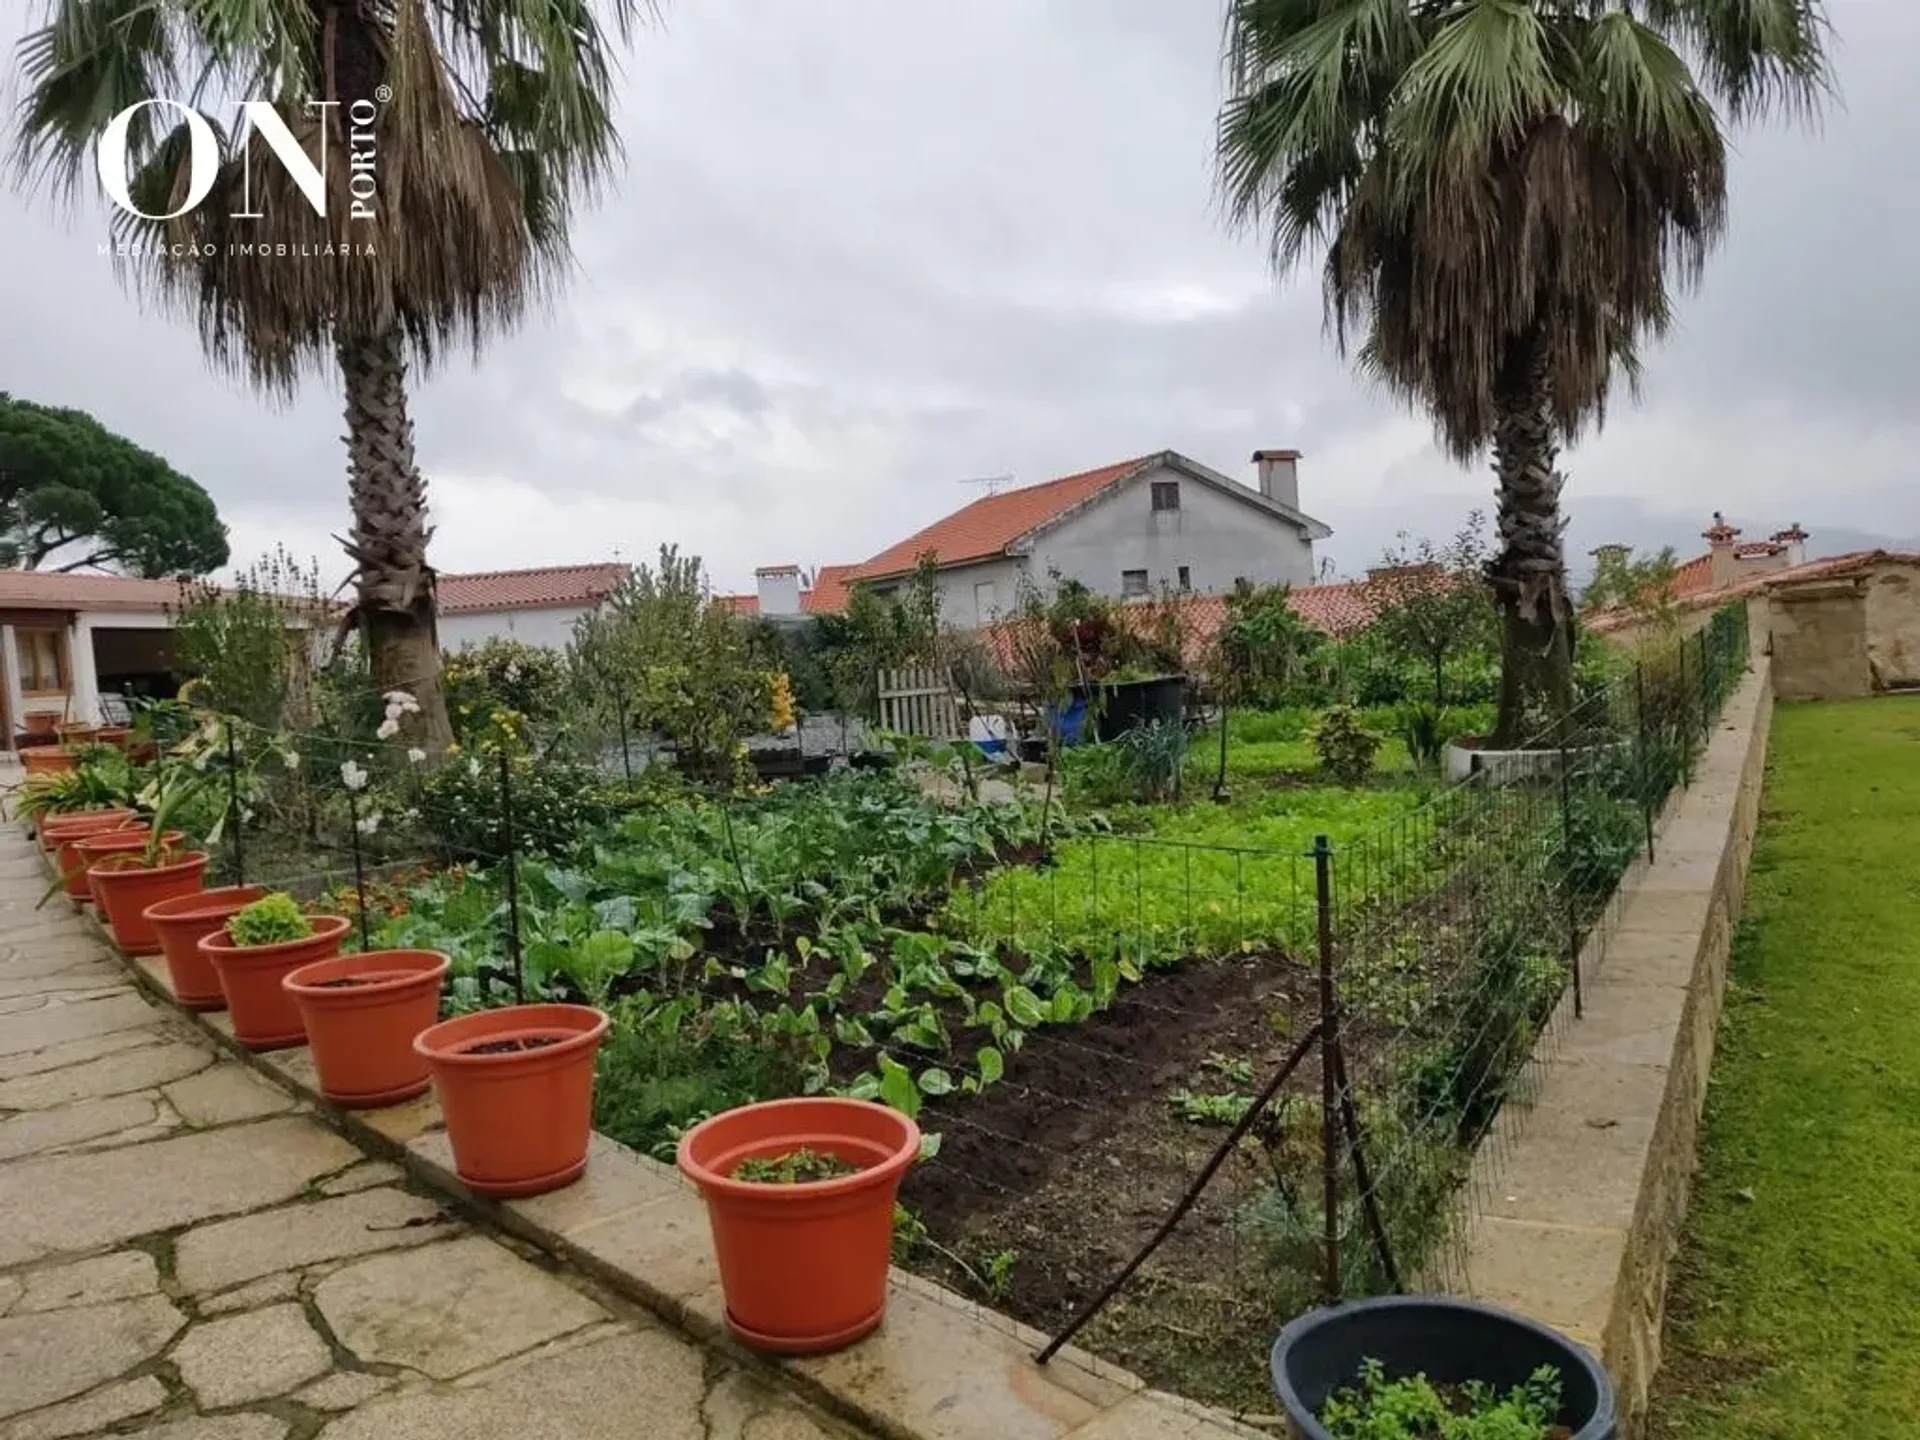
[[1151, 481, 1181, 512], [19, 629, 67, 694], [1121, 569, 1150, 598], [1177, 565, 1192, 593]]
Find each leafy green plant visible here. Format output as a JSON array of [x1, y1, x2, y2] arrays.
[[731, 1148, 858, 1184], [982, 1247, 1018, 1301], [1170, 1089, 1253, 1125], [226, 894, 314, 948], [1397, 701, 1454, 770], [1319, 1359, 1563, 1440], [1311, 705, 1383, 786]]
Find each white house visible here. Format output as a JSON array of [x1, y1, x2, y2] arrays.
[[435, 563, 630, 650], [846, 450, 1332, 626]]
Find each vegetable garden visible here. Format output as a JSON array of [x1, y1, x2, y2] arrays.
[[14, 544, 1753, 1411]]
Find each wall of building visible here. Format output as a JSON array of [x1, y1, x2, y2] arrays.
[[1027, 461, 1315, 599], [1865, 564, 1920, 690], [1769, 582, 1872, 700], [438, 605, 591, 652], [868, 558, 1025, 628]]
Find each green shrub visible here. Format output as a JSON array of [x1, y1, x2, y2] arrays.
[[1312, 704, 1382, 785], [227, 894, 313, 947], [1396, 701, 1453, 770], [1320, 1358, 1562, 1439], [418, 752, 613, 864]]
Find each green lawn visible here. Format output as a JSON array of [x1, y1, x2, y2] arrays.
[[1649, 696, 1920, 1439]]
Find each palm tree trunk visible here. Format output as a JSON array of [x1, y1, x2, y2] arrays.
[[337, 325, 455, 752], [1487, 329, 1573, 747]]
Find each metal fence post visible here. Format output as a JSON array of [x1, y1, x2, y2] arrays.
[[1676, 640, 1693, 787], [613, 673, 633, 785], [499, 752, 525, 1004], [1634, 662, 1655, 863], [1313, 832, 1340, 1303], [224, 720, 244, 886], [1558, 740, 1583, 1019]]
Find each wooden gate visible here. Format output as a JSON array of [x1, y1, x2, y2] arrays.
[[877, 666, 963, 739]]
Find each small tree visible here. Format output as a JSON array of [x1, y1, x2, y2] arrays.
[[1361, 516, 1498, 707], [171, 547, 326, 732], [1582, 546, 1682, 643]]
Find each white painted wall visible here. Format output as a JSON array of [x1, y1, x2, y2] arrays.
[[1026, 460, 1316, 597], [870, 558, 1023, 628], [438, 605, 591, 652]]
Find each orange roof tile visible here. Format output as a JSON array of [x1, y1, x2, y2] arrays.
[[802, 564, 857, 616], [437, 563, 629, 615], [715, 593, 760, 616], [850, 457, 1154, 581], [1588, 549, 1920, 634]]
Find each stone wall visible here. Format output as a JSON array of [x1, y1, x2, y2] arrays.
[[1445, 661, 1773, 1437], [1768, 561, 1920, 698]]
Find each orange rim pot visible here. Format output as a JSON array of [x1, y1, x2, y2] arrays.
[[94, 726, 132, 749], [144, 886, 269, 1010], [22, 747, 79, 776], [200, 915, 350, 1051], [51, 817, 145, 897], [677, 1097, 921, 1354], [42, 806, 137, 855], [77, 830, 181, 909], [285, 950, 449, 1108], [89, 849, 207, 956], [414, 1004, 609, 1198]]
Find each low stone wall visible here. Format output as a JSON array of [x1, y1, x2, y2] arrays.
[[1445, 661, 1773, 1436]]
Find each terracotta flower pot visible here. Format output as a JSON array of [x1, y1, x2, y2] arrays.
[[414, 1004, 609, 1198], [76, 830, 180, 908], [42, 806, 137, 856], [94, 726, 132, 749], [22, 747, 79, 776], [678, 1097, 921, 1354], [284, 950, 449, 1107], [90, 849, 209, 956], [49, 817, 143, 898], [144, 886, 269, 1010], [199, 915, 351, 1051], [23, 713, 58, 739]]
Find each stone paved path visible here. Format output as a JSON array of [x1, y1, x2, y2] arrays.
[[0, 805, 861, 1440]]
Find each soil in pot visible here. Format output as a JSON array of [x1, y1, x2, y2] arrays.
[[200, 915, 350, 1051], [415, 1004, 609, 1197], [90, 848, 209, 956], [678, 1096, 921, 1355], [144, 886, 269, 1011], [283, 950, 448, 1108]]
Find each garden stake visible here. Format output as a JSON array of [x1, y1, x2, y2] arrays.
[[1559, 740, 1583, 1019], [498, 751, 525, 1005], [346, 787, 372, 953], [1635, 662, 1655, 863], [613, 673, 633, 784], [224, 719, 244, 885], [1034, 1021, 1321, 1366], [1314, 832, 1340, 1305], [1326, 1026, 1399, 1292]]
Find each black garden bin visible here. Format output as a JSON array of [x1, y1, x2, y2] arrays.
[[1078, 673, 1187, 743], [1270, 1296, 1616, 1440]]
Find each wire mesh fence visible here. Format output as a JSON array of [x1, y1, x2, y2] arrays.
[[27, 602, 1751, 1409]]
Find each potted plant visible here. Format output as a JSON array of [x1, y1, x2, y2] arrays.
[[284, 949, 450, 1107], [677, 1096, 921, 1354], [143, 885, 269, 1010], [1269, 1296, 1615, 1440], [84, 830, 206, 956], [199, 894, 350, 1051], [21, 746, 80, 776], [413, 1003, 610, 1197]]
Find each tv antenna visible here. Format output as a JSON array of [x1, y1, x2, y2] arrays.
[[957, 473, 1014, 497]]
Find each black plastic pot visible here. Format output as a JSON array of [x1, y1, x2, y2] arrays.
[[1077, 673, 1187, 743], [1271, 1296, 1615, 1440]]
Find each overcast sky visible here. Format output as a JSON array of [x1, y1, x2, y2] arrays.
[[3, 0, 1916, 594]]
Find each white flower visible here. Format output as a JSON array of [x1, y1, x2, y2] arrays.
[[375, 718, 400, 740], [355, 812, 382, 836], [382, 690, 421, 716], [467, 756, 483, 778], [283, 750, 299, 768], [406, 747, 427, 765], [340, 760, 368, 792]]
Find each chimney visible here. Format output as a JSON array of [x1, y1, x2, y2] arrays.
[[1251, 449, 1301, 510], [754, 564, 803, 617], [1770, 523, 1809, 568], [1703, 511, 1741, 589], [1590, 543, 1630, 569]]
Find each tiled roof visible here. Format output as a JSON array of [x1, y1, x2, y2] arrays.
[[1669, 553, 1716, 597], [802, 564, 857, 615], [714, 593, 760, 616], [0, 570, 196, 613], [1286, 579, 1384, 637], [849, 457, 1154, 581], [436, 563, 629, 616], [1588, 549, 1920, 633]]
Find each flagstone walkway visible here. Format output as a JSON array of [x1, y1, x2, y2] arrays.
[[0, 813, 860, 1440]]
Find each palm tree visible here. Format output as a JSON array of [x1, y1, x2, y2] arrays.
[[1218, 0, 1828, 744], [12, 0, 650, 749]]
